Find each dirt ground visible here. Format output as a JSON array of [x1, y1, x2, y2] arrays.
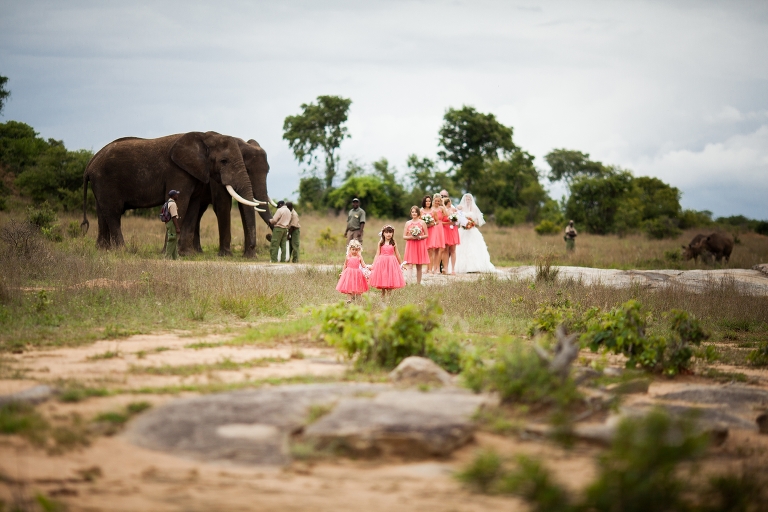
[[2, 323, 768, 511]]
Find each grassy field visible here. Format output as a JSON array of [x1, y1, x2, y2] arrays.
[[18, 207, 765, 269]]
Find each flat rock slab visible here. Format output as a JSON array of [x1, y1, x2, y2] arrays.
[[655, 385, 768, 409], [0, 385, 54, 407], [304, 389, 492, 457], [126, 383, 494, 466]]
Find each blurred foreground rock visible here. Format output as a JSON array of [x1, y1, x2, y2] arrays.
[[126, 383, 496, 465], [389, 356, 452, 386], [0, 385, 54, 406]]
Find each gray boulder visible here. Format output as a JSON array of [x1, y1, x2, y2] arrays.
[[389, 356, 452, 386]]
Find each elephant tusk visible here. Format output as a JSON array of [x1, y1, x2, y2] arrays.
[[254, 206, 266, 212], [251, 197, 266, 205], [226, 185, 262, 207], [268, 197, 278, 207]]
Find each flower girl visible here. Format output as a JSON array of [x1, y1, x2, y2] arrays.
[[369, 225, 406, 297], [336, 240, 369, 301]]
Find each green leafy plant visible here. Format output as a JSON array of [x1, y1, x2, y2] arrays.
[[220, 297, 252, 319], [316, 227, 342, 249], [314, 299, 447, 370], [461, 339, 580, 406], [534, 219, 561, 235], [26, 201, 57, 230]]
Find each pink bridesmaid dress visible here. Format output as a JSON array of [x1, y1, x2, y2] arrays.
[[369, 245, 406, 290], [404, 220, 429, 264]]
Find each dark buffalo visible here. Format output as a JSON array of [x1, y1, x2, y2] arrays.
[[682, 233, 733, 264]]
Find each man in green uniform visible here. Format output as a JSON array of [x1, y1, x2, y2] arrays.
[[344, 198, 366, 244], [165, 190, 181, 260], [269, 200, 291, 262], [564, 220, 577, 252], [286, 201, 300, 263]]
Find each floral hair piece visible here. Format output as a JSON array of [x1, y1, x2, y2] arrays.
[[346, 239, 362, 255]]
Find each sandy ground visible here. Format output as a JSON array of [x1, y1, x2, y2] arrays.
[[2, 286, 768, 509]]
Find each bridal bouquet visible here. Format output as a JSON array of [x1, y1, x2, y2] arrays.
[[421, 213, 434, 226], [409, 226, 423, 238], [462, 219, 476, 230]]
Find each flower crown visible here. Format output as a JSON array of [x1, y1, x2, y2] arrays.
[[347, 240, 362, 251]]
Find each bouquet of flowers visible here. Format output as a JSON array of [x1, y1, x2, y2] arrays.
[[421, 213, 434, 226], [409, 225, 423, 238], [462, 219, 476, 230], [448, 213, 459, 223], [360, 263, 372, 281]]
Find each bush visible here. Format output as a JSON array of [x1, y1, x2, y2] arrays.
[[534, 219, 560, 235], [461, 339, 579, 405], [494, 207, 519, 227], [756, 221, 768, 236], [26, 201, 57, 230], [314, 299, 448, 371], [582, 300, 708, 375], [643, 216, 681, 239], [316, 227, 342, 250]]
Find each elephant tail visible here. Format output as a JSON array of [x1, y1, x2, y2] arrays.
[[80, 174, 90, 235]]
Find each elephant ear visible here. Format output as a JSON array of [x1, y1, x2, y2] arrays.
[[170, 132, 210, 184], [246, 139, 261, 148]]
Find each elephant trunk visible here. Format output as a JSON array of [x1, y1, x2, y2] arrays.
[[223, 166, 257, 257]]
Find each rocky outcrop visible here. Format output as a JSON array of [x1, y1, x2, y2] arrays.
[[126, 384, 496, 465], [389, 357, 452, 386], [0, 385, 55, 407]]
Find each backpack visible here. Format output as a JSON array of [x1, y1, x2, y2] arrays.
[[159, 200, 172, 223]]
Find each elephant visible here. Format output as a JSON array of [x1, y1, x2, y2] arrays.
[[682, 232, 734, 264], [189, 138, 277, 257], [81, 132, 265, 252]]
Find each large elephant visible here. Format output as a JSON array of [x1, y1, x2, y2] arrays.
[[190, 138, 276, 257], [81, 132, 264, 251]]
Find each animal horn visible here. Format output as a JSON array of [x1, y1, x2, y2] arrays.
[[226, 185, 261, 207]]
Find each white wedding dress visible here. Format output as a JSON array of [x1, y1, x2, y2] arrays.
[[453, 194, 497, 273]]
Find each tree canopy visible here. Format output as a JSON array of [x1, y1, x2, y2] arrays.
[[438, 106, 516, 192], [545, 148, 605, 187], [0, 75, 9, 116], [283, 95, 352, 189]]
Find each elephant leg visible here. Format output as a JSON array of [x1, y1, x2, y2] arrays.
[[97, 213, 111, 249], [193, 205, 206, 253], [239, 203, 256, 258], [105, 213, 124, 248], [210, 182, 233, 256]]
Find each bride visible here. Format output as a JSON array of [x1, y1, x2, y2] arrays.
[[454, 193, 497, 273]]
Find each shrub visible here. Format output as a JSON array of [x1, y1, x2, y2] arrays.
[[0, 219, 43, 256], [756, 221, 768, 236], [26, 200, 57, 230], [314, 299, 447, 371], [494, 207, 517, 227], [461, 339, 580, 405], [582, 300, 708, 375], [316, 227, 342, 249], [66, 220, 84, 238], [534, 219, 560, 235], [643, 216, 681, 239], [534, 253, 559, 283]]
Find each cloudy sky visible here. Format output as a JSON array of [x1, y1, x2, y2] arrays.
[[1, 0, 766, 219]]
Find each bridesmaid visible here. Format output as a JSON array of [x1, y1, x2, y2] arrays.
[[441, 195, 460, 275], [420, 195, 432, 217], [403, 205, 429, 284], [427, 193, 446, 274]]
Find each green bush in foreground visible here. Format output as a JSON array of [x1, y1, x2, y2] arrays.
[[314, 299, 457, 371], [462, 339, 580, 405], [458, 410, 768, 511]]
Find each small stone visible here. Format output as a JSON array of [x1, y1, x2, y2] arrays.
[[0, 385, 55, 407], [389, 356, 452, 387]]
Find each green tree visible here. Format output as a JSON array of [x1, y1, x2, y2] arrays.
[[0, 121, 51, 175], [296, 175, 326, 210], [438, 106, 516, 193], [405, 155, 456, 199], [545, 148, 605, 188], [565, 168, 634, 234], [0, 75, 9, 116], [15, 141, 93, 209], [473, 150, 546, 221], [326, 175, 392, 218], [633, 176, 681, 221], [371, 158, 407, 218], [283, 95, 352, 189]]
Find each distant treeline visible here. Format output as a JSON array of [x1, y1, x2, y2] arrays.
[[0, 117, 766, 239], [286, 100, 767, 239]]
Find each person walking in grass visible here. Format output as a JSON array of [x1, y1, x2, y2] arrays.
[[344, 198, 366, 244], [269, 200, 291, 262], [286, 201, 300, 263], [164, 190, 181, 260], [564, 219, 578, 252]]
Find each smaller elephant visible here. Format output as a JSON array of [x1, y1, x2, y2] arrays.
[[683, 233, 733, 264]]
